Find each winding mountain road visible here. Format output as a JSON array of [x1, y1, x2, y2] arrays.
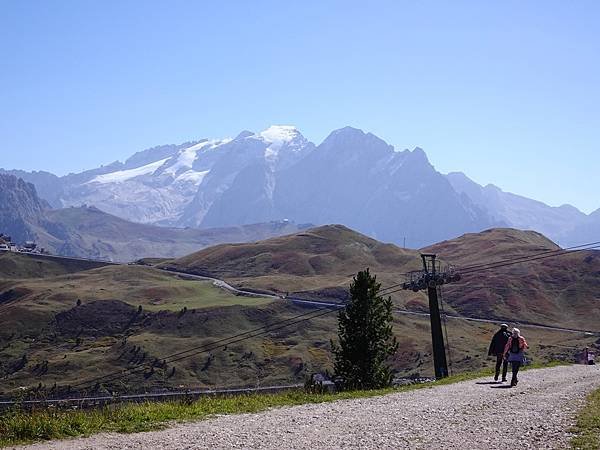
[[162, 268, 600, 336], [16, 365, 600, 450]]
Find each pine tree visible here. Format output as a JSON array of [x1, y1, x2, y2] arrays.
[[331, 269, 398, 390]]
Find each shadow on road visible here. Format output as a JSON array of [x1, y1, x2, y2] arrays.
[[475, 381, 502, 385], [490, 385, 513, 389]]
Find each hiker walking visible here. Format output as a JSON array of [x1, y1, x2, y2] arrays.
[[488, 323, 511, 382], [504, 327, 529, 387]]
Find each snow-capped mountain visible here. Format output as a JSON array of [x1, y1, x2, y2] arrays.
[[3, 125, 598, 248], [50, 126, 313, 226], [184, 126, 315, 228]]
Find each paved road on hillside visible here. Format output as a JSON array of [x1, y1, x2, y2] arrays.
[[162, 268, 600, 336], [17, 365, 600, 450]]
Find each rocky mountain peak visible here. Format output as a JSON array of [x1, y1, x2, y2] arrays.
[[0, 173, 46, 243]]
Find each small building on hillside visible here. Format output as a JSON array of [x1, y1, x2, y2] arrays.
[[21, 241, 37, 252]]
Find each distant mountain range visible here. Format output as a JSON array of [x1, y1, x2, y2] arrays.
[[2, 125, 598, 249], [0, 173, 311, 261], [445, 172, 597, 246]]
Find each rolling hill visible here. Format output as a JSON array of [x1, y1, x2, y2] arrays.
[[0, 257, 278, 397], [0, 252, 112, 279], [423, 228, 600, 330], [167, 225, 600, 330], [163, 224, 422, 294], [1, 226, 598, 399]]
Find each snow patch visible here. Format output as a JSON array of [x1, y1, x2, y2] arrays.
[[89, 158, 169, 184], [259, 125, 299, 145], [165, 139, 230, 177], [175, 169, 210, 186], [259, 125, 303, 162]]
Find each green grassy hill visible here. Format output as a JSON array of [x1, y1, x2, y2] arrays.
[[0, 252, 111, 279], [0, 227, 598, 399], [0, 259, 277, 397]]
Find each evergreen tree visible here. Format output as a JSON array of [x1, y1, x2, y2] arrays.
[[331, 269, 398, 390]]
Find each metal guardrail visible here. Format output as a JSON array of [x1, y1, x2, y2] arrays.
[[0, 384, 304, 410]]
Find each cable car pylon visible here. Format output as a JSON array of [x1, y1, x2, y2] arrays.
[[402, 254, 461, 378]]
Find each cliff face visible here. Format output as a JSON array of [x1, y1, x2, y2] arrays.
[[0, 173, 45, 243]]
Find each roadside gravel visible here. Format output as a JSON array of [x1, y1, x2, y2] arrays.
[[15, 365, 600, 450]]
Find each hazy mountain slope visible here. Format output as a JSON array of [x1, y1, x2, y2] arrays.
[[0, 172, 313, 261], [58, 142, 212, 225], [568, 208, 600, 245], [0, 173, 46, 243], [446, 171, 589, 245], [5, 126, 597, 248], [41, 206, 311, 262], [6, 126, 493, 247], [0, 169, 63, 208], [273, 128, 496, 247]]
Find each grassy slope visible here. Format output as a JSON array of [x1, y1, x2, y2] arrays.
[[163, 224, 423, 292], [0, 252, 110, 279], [1, 283, 590, 400], [0, 362, 566, 448], [168, 225, 600, 330], [0, 260, 277, 396], [571, 386, 600, 449], [1, 229, 598, 399], [425, 228, 600, 330]]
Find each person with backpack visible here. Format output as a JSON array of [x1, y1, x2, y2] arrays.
[[488, 323, 511, 382], [504, 327, 529, 387]]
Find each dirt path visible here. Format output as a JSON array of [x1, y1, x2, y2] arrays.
[[15, 365, 600, 450]]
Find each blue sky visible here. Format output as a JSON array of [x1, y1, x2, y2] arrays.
[[1, 1, 598, 213]]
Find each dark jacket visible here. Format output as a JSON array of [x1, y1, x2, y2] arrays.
[[488, 329, 511, 356]]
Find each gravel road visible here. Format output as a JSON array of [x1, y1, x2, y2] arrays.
[[15, 365, 600, 450]]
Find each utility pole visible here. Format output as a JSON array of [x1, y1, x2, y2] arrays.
[[402, 253, 460, 379]]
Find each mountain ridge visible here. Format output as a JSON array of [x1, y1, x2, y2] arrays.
[[0, 172, 314, 262], [2, 125, 597, 248], [445, 171, 592, 245]]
